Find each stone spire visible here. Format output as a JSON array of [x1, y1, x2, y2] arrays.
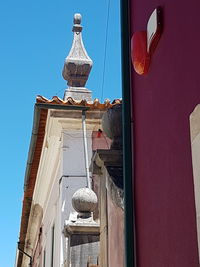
[[62, 13, 93, 101]]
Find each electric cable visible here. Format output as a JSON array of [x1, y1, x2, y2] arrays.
[[101, 0, 111, 102]]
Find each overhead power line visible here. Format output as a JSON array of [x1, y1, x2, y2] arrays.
[[101, 0, 111, 102]]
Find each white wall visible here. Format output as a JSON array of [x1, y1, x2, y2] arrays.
[[62, 130, 92, 176], [60, 130, 92, 266], [29, 112, 96, 267]]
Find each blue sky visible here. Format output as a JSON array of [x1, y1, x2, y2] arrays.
[[0, 0, 121, 266]]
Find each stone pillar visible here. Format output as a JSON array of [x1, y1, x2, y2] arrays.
[[63, 188, 100, 267]]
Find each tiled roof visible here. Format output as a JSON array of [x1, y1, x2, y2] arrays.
[[36, 95, 122, 110]]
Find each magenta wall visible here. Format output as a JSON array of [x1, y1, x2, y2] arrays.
[[130, 1, 200, 266]]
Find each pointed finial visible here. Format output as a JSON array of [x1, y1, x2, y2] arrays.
[[73, 13, 82, 32], [62, 13, 93, 101]]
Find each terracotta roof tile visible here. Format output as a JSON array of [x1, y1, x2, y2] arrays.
[[36, 95, 122, 110]]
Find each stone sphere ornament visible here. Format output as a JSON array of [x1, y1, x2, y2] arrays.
[[102, 104, 122, 149], [72, 188, 98, 213]]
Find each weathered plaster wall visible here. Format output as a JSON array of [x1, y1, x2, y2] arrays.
[[21, 204, 43, 267], [93, 150, 124, 267], [107, 193, 124, 267], [92, 131, 111, 151], [62, 130, 91, 176], [39, 155, 61, 267]]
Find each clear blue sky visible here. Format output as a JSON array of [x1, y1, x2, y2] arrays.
[[0, 0, 121, 266]]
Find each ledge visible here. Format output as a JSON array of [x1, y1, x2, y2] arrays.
[[64, 220, 100, 237]]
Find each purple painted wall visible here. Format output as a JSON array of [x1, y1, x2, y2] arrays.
[[130, 1, 200, 266]]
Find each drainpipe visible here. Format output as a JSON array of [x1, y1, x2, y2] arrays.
[[17, 242, 32, 267], [120, 0, 136, 267], [82, 110, 91, 189]]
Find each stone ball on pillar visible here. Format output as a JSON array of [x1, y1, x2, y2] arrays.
[[72, 188, 97, 213]]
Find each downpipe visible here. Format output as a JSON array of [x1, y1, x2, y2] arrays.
[[82, 110, 91, 189], [17, 242, 32, 267]]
